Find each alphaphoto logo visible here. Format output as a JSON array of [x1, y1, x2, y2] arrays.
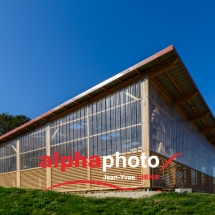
[[40, 152, 182, 191], [40, 152, 160, 172]]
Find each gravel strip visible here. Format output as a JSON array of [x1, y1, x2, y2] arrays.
[[82, 191, 160, 199]]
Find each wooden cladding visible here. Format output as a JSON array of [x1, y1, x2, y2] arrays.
[[151, 153, 176, 189], [51, 163, 88, 191], [0, 152, 145, 192], [151, 152, 215, 193], [0, 172, 16, 188], [51, 152, 143, 192], [90, 152, 143, 190], [20, 168, 46, 190]]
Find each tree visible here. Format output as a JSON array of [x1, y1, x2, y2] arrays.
[[0, 112, 30, 136]]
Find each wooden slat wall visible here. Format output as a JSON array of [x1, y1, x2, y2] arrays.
[[90, 152, 142, 190], [165, 161, 176, 188], [185, 167, 191, 188], [151, 152, 214, 193], [202, 173, 209, 192], [151, 156, 165, 188], [191, 169, 197, 191], [196, 171, 202, 192], [209, 176, 213, 192], [151, 153, 176, 189], [213, 178, 215, 193], [51, 152, 143, 192], [176, 165, 191, 188], [51, 163, 88, 192], [0, 152, 146, 192], [0, 172, 16, 187], [21, 168, 46, 189], [176, 165, 185, 188]]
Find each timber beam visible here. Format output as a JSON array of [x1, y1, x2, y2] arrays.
[[189, 111, 210, 122], [149, 57, 178, 78], [174, 91, 198, 105], [135, 69, 141, 74], [200, 125, 215, 133], [151, 77, 174, 101], [87, 94, 93, 98], [209, 137, 215, 142], [117, 78, 123, 83]]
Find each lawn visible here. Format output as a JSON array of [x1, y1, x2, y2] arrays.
[[0, 186, 215, 214]]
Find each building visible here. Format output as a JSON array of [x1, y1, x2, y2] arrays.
[[0, 45, 215, 192]]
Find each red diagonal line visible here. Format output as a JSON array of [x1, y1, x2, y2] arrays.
[[160, 152, 182, 171], [44, 180, 145, 191]]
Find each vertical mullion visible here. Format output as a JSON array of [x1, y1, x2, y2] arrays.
[[46, 124, 51, 189], [16, 139, 20, 188], [87, 104, 90, 190], [87, 105, 90, 159]]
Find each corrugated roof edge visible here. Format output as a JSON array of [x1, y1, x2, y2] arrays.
[[172, 47, 215, 122]]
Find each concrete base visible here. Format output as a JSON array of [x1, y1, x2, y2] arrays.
[[175, 188, 192, 193]]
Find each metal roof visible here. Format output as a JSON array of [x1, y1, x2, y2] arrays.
[[1, 45, 215, 145]]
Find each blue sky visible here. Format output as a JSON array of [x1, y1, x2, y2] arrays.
[[0, 1, 215, 119]]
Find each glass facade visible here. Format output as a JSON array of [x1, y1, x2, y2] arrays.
[[20, 126, 46, 170], [0, 80, 142, 173], [0, 140, 16, 173], [149, 83, 215, 177], [50, 80, 142, 161]]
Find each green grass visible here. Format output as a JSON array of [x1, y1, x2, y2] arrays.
[[0, 187, 215, 215]]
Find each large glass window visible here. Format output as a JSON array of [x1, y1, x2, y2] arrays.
[[150, 83, 215, 177], [50, 80, 142, 159], [0, 140, 17, 173], [20, 126, 46, 170]]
